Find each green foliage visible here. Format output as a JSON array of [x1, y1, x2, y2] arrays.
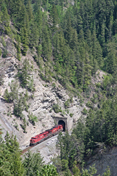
[[4, 81, 18, 102], [102, 74, 113, 90], [0, 133, 24, 176], [21, 117, 27, 133], [86, 101, 93, 108], [57, 132, 84, 168], [53, 104, 62, 113], [40, 165, 58, 176], [72, 162, 81, 176], [96, 83, 101, 88], [72, 93, 117, 160], [28, 113, 38, 125], [0, 3, 11, 35], [0, 1, 116, 175], [64, 100, 70, 108], [0, 0, 117, 90], [2, 49, 7, 58], [23, 151, 43, 176], [103, 167, 111, 176], [70, 113, 73, 117], [82, 165, 97, 176], [13, 97, 24, 118], [82, 108, 87, 115], [0, 73, 4, 86], [17, 59, 34, 91], [4, 89, 11, 102], [1, 0, 117, 92], [16, 35, 21, 60]]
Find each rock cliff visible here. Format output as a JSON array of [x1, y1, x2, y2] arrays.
[[0, 35, 85, 148]]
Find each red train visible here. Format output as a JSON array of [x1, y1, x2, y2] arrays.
[[30, 124, 63, 145]]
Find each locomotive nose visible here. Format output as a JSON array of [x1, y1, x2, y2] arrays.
[[58, 120, 65, 131]]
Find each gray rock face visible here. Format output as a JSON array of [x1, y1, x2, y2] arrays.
[[86, 147, 117, 176], [55, 88, 69, 101], [0, 35, 85, 161]]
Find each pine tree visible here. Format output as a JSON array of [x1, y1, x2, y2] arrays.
[[29, 20, 39, 48], [50, 4, 59, 31], [70, 29, 78, 50], [65, 16, 73, 46], [92, 29, 103, 68], [23, 151, 43, 176], [21, 23, 29, 56], [0, 2, 11, 35], [16, 35, 21, 60], [85, 28, 92, 54], [83, 52, 92, 90], [52, 32, 60, 59], [99, 22, 106, 47], [78, 29, 85, 46], [42, 27, 52, 60], [26, 0, 33, 21], [0, 133, 24, 176]]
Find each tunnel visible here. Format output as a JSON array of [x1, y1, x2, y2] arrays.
[[58, 120, 65, 131]]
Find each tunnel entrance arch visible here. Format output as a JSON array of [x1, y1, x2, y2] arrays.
[[58, 120, 65, 131], [52, 115, 73, 133]]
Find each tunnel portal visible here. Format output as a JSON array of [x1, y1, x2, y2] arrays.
[[58, 120, 65, 131], [52, 115, 73, 133]]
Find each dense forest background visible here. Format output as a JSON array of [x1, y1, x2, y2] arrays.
[[1, 0, 117, 91], [1, 0, 117, 175]]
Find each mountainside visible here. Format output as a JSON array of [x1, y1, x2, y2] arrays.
[[0, 35, 85, 147], [1, 0, 117, 175]]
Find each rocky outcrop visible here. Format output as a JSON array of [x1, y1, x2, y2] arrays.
[[86, 147, 117, 176], [0, 35, 86, 148]]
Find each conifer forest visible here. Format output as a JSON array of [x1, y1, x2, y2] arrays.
[[1, 0, 117, 175]]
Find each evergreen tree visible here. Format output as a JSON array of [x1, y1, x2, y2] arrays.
[[26, 0, 33, 21], [29, 20, 39, 48], [0, 133, 24, 176], [21, 24, 29, 56], [50, 4, 59, 31], [0, 1, 11, 35], [23, 151, 43, 176], [16, 35, 21, 60], [42, 26, 52, 60]]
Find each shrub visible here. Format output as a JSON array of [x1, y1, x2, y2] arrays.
[[64, 100, 70, 108], [82, 108, 87, 115], [21, 118, 27, 133], [53, 104, 62, 113], [86, 101, 93, 108], [70, 113, 73, 117], [17, 59, 34, 90], [2, 49, 7, 58], [29, 113, 38, 125], [52, 83, 56, 88], [96, 83, 101, 88], [4, 89, 11, 102]]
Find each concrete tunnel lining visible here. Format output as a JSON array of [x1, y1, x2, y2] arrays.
[[58, 120, 65, 131]]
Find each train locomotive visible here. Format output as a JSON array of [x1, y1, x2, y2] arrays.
[[30, 124, 63, 146]]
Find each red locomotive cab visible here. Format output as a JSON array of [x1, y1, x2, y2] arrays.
[[59, 124, 63, 130], [30, 137, 37, 145]]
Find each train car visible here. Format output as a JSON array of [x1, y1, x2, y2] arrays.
[[30, 133, 45, 145], [30, 124, 63, 146]]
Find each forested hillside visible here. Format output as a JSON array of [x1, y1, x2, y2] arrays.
[[1, 0, 117, 175], [1, 0, 117, 91]]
